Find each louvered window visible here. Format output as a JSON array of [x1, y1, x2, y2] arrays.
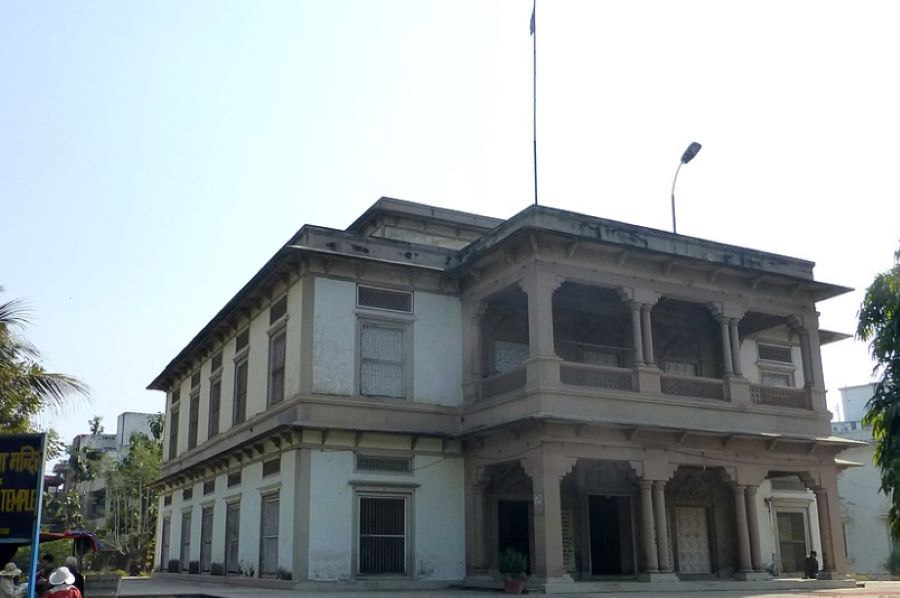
[[236, 329, 250, 353], [357, 286, 413, 313], [262, 457, 281, 477], [187, 391, 199, 450], [759, 343, 793, 364], [168, 407, 179, 460], [360, 323, 407, 398], [357, 455, 412, 474], [268, 330, 286, 406], [200, 506, 213, 572], [211, 352, 223, 372], [225, 503, 240, 574], [259, 494, 279, 577], [358, 496, 407, 575], [227, 471, 241, 487], [208, 377, 221, 438], [180, 512, 192, 570], [160, 517, 171, 570], [270, 296, 287, 324], [233, 358, 248, 424]]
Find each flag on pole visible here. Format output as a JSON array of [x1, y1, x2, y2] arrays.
[[530, 4, 535, 35]]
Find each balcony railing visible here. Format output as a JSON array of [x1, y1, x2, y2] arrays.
[[660, 374, 725, 401], [749, 384, 812, 410], [560, 362, 634, 392], [481, 367, 527, 399]]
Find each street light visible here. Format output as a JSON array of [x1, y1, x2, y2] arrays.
[[670, 141, 702, 234]]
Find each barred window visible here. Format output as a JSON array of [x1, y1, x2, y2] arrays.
[[356, 455, 412, 474], [262, 457, 281, 477], [227, 471, 241, 488], [270, 296, 287, 324], [758, 343, 793, 364], [357, 286, 413, 313], [358, 496, 407, 575], [233, 358, 248, 424]]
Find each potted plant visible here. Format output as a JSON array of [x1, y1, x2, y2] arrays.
[[498, 547, 528, 594]]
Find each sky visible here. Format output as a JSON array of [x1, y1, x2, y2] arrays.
[[1, 1, 898, 447]]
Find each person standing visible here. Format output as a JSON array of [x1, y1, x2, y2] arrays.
[[0, 563, 26, 598], [42, 567, 81, 598], [61, 559, 83, 598], [803, 550, 819, 579]]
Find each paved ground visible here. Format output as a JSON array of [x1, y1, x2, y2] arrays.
[[119, 577, 900, 597]]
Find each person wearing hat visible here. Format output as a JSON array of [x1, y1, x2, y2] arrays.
[[0, 563, 26, 598], [42, 567, 81, 598], [61, 559, 83, 598]]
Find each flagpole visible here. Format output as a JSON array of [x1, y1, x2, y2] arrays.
[[531, 0, 538, 206]]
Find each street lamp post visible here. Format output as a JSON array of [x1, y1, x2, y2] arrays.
[[671, 141, 702, 234]]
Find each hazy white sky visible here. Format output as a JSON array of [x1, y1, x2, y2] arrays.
[[2, 1, 898, 444]]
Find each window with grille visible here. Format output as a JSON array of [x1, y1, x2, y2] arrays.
[[493, 340, 529, 374], [203, 480, 215, 495], [759, 343, 793, 364], [180, 512, 192, 571], [163, 494, 172, 506], [236, 329, 250, 353], [225, 503, 240, 574], [160, 516, 171, 570], [200, 506, 213, 572], [227, 471, 241, 488], [360, 323, 407, 398], [188, 391, 200, 450], [168, 407, 179, 460], [182, 488, 193, 501], [664, 360, 699, 377], [262, 457, 281, 477], [233, 358, 248, 424], [268, 330, 286, 406], [191, 370, 201, 389], [270, 296, 287, 324], [211, 352, 223, 373], [357, 286, 413, 313], [356, 455, 412, 474], [358, 496, 407, 575], [259, 494, 279, 577], [762, 370, 793, 387], [208, 377, 221, 438]]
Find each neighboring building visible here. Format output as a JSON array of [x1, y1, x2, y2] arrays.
[[831, 384, 892, 575], [149, 198, 859, 590], [67, 412, 156, 525]]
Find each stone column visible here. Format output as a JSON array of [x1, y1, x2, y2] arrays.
[[814, 489, 835, 573], [729, 318, 743, 376], [641, 304, 656, 366], [462, 302, 487, 402], [744, 485, 763, 571], [520, 267, 563, 386], [522, 452, 576, 581], [718, 316, 734, 376], [465, 463, 490, 575], [639, 480, 659, 574], [732, 484, 753, 573], [630, 302, 645, 366], [652, 481, 672, 572]]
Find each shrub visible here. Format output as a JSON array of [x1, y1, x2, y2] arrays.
[[167, 560, 180, 573], [886, 547, 900, 575], [498, 548, 527, 579], [210, 562, 225, 576]]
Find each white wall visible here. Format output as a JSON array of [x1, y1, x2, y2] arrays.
[[312, 277, 463, 405], [839, 385, 875, 423], [117, 412, 154, 448], [839, 442, 891, 574], [740, 331, 805, 388], [756, 479, 823, 575], [306, 448, 466, 581]]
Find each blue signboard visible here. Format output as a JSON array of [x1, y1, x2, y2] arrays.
[[0, 434, 44, 543]]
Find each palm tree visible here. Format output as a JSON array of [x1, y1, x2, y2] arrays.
[[0, 287, 89, 431]]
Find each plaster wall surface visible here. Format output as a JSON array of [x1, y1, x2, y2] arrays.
[[838, 440, 891, 574], [756, 479, 823, 575], [312, 278, 356, 396], [411, 292, 462, 406], [740, 330, 806, 388], [308, 450, 354, 580], [411, 454, 466, 579], [838, 384, 875, 423]]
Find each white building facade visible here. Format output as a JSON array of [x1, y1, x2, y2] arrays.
[[150, 198, 858, 590]]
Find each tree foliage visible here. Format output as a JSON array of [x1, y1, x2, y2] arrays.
[[0, 287, 89, 431], [858, 245, 900, 537]]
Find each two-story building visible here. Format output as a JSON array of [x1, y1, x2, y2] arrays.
[[149, 198, 857, 591]]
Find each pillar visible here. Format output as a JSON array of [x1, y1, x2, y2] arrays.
[[522, 452, 576, 580], [641, 304, 655, 366], [521, 267, 560, 360], [652, 481, 672, 572], [729, 318, 743, 376], [465, 462, 490, 574], [630, 302, 645, 366], [639, 480, 659, 573], [744, 485, 763, 571], [718, 316, 734, 376], [814, 489, 835, 572], [732, 484, 753, 573]]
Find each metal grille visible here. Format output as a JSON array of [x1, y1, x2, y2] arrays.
[[560, 363, 633, 391], [269, 296, 287, 324], [360, 324, 406, 398], [359, 496, 406, 575], [357, 286, 413, 313], [225, 503, 240, 574], [758, 343, 792, 364], [750, 384, 812, 410], [268, 331, 286, 405], [203, 480, 215, 495], [262, 457, 281, 477], [357, 455, 412, 474], [200, 507, 213, 572], [227, 471, 241, 487], [208, 379, 221, 437], [493, 340, 529, 374], [660, 375, 725, 400], [259, 495, 279, 577]]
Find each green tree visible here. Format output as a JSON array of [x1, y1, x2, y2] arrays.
[[0, 287, 89, 431], [858, 245, 900, 537], [102, 426, 162, 574]]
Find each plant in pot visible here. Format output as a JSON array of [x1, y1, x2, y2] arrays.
[[498, 547, 528, 594]]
